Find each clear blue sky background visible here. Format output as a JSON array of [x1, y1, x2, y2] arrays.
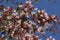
[[0, 0, 60, 40]]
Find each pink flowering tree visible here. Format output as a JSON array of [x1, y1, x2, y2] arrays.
[[0, 0, 60, 40]]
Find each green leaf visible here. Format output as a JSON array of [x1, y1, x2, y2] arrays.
[[5, 19, 9, 24], [8, 36, 13, 40], [16, 7, 21, 12], [0, 5, 4, 10], [35, 0, 38, 4], [0, 22, 2, 27]]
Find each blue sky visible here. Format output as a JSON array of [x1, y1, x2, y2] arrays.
[[0, 0, 60, 40]]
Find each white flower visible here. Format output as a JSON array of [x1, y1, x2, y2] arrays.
[[36, 25, 39, 28], [7, 6, 10, 9], [13, 10, 16, 12], [16, 16, 20, 18], [16, 37, 18, 40], [41, 9, 46, 13], [44, 22, 51, 29], [54, 19, 57, 22], [51, 15, 58, 22], [51, 15, 56, 19], [47, 36, 55, 40], [30, 5, 34, 8], [20, 11, 25, 15], [21, 28, 24, 31], [12, 31, 14, 34], [26, 1, 31, 4], [9, 21, 11, 25], [23, 37, 25, 40], [41, 31, 45, 34], [11, 34, 14, 37], [31, 11, 36, 15], [29, 21, 32, 23], [30, 37, 33, 40], [37, 27, 42, 32], [24, 21, 28, 25], [38, 10, 41, 13], [50, 36, 52, 38], [37, 20, 40, 23], [17, 20, 21, 25], [40, 14, 44, 17], [2, 34, 4, 37], [25, 33, 31, 37], [9, 25, 12, 28], [28, 24, 32, 27], [47, 38, 49, 40], [44, 12, 49, 20], [5, 39, 8, 40], [39, 39, 42, 40], [34, 8, 38, 11], [32, 22, 36, 25], [17, 20, 21, 23], [24, 8, 28, 11], [7, 16, 12, 19], [3, 8, 7, 11], [53, 38, 55, 40], [18, 5, 23, 8], [12, 12, 18, 16], [43, 19, 46, 22], [37, 27, 46, 34], [35, 35, 38, 38], [12, 13, 16, 16]]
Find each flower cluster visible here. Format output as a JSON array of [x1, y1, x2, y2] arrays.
[[0, 1, 59, 40], [47, 36, 55, 40]]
